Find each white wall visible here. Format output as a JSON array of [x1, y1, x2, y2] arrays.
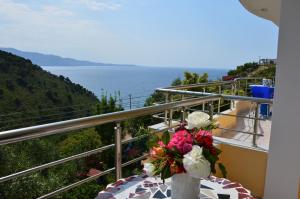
[[264, 0, 300, 198]]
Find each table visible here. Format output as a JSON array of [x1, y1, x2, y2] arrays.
[[96, 174, 255, 199]]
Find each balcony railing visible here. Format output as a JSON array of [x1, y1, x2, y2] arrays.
[[0, 78, 273, 198]]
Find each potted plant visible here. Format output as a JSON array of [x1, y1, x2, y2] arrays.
[[143, 111, 226, 199]]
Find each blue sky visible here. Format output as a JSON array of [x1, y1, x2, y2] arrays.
[[0, 0, 278, 68]]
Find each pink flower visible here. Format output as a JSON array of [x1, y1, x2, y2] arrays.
[[167, 129, 193, 154], [158, 141, 165, 147], [182, 143, 193, 154]]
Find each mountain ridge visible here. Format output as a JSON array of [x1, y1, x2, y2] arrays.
[[0, 48, 138, 67], [0, 49, 99, 129]]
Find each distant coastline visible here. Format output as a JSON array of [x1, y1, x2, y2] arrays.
[[0, 47, 230, 70], [0, 48, 139, 67]]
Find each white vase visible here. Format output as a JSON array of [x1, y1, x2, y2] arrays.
[[171, 173, 200, 199]]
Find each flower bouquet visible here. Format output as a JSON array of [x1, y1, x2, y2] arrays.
[[143, 111, 226, 199]]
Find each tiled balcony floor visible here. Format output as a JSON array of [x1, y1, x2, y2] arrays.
[[219, 111, 272, 151]]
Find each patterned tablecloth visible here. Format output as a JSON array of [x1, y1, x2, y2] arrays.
[[96, 174, 255, 199]]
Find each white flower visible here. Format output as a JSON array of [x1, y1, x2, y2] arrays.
[[183, 145, 211, 178], [187, 111, 211, 129], [143, 162, 155, 176]]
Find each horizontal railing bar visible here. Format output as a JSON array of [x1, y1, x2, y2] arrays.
[[216, 113, 267, 121], [152, 115, 168, 120], [186, 106, 263, 121], [37, 167, 115, 199], [0, 134, 151, 183], [0, 95, 220, 146], [152, 115, 182, 122], [164, 77, 265, 90], [156, 88, 273, 104], [234, 77, 264, 81], [38, 154, 149, 199], [0, 144, 114, 183], [185, 108, 210, 114], [150, 124, 182, 134], [217, 127, 264, 136], [121, 154, 149, 168], [122, 134, 149, 145], [166, 81, 234, 90], [219, 103, 231, 108]]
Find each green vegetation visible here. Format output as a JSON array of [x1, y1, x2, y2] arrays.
[[0, 50, 98, 130], [227, 62, 276, 79], [0, 51, 150, 199], [227, 62, 260, 77], [252, 64, 276, 79]]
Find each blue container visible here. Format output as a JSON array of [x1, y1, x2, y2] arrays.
[[250, 85, 274, 117]]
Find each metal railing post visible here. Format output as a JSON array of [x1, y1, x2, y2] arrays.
[[238, 80, 241, 95], [114, 122, 122, 180], [164, 93, 169, 125], [230, 84, 234, 109], [202, 87, 206, 111], [252, 103, 259, 147], [218, 85, 221, 114], [209, 101, 214, 121], [245, 79, 248, 96], [168, 95, 173, 127], [181, 108, 186, 123], [181, 95, 186, 123]]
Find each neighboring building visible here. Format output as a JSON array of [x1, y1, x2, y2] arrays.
[[259, 58, 277, 65]]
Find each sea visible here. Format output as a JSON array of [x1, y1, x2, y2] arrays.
[[43, 66, 228, 109]]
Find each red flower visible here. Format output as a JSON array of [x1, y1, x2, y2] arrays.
[[209, 146, 217, 156], [167, 129, 193, 154], [195, 130, 213, 148]]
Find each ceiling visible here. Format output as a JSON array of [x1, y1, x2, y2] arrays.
[[239, 0, 281, 26]]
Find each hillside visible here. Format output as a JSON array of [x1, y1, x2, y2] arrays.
[[0, 48, 137, 67], [0, 50, 99, 130], [227, 62, 276, 79], [0, 50, 136, 199]]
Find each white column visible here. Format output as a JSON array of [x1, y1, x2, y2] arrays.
[[264, 0, 300, 198]]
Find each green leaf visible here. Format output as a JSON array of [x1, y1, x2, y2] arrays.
[[161, 165, 171, 183], [218, 163, 227, 178], [202, 148, 220, 174], [215, 147, 222, 155], [203, 148, 219, 164], [161, 131, 170, 145], [148, 133, 159, 148]]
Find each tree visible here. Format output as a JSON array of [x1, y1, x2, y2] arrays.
[[182, 72, 208, 85], [171, 77, 182, 86], [59, 128, 102, 157]]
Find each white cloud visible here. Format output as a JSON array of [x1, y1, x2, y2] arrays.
[[70, 0, 121, 11], [0, 0, 122, 62], [0, 0, 74, 26]]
